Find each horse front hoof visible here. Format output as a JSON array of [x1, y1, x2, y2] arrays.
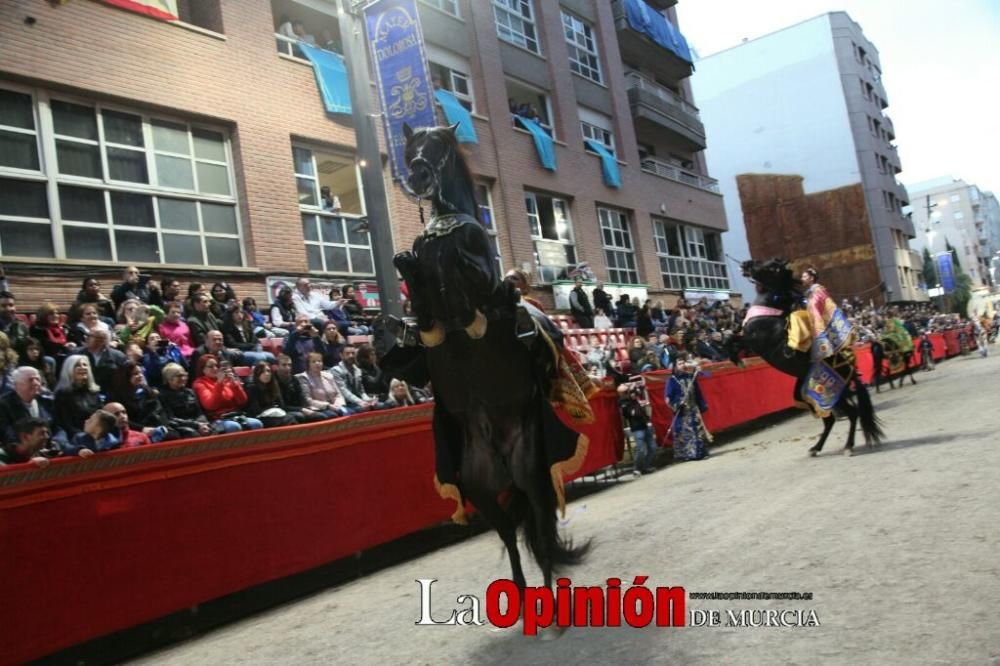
[[842, 448, 854, 457], [420, 322, 446, 348], [808, 448, 819, 457], [464, 309, 487, 340]]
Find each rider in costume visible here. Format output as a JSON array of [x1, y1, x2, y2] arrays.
[[796, 268, 856, 417]]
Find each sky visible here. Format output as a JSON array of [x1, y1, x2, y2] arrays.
[[677, 0, 1000, 194]]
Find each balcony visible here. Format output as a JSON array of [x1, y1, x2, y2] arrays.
[[641, 156, 719, 193], [881, 114, 894, 138], [612, 0, 693, 83], [626, 73, 705, 151], [895, 180, 910, 206]]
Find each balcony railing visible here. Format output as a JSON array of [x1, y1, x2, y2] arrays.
[[641, 156, 719, 193], [275, 33, 342, 59], [625, 72, 700, 118]]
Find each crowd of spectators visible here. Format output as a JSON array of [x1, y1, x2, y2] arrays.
[[2, 261, 992, 470], [570, 289, 748, 378], [569, 288, 988, 381], [0, 267, 429, 468]]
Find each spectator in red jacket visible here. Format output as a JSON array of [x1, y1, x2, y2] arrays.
[[191, 354, 262, 430]]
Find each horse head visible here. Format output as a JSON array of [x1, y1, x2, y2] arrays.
[[743, 258, 803, 310], [402, 122, 478, 219], [397, 123, 494, 346]]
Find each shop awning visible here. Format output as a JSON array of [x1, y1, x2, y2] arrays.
[[514, 115, 556, 171], [584, 139, 622, 188], [434, 89, 478, 144], [299, 43, 352, 114]]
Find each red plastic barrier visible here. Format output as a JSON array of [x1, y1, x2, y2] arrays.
[[0, 390, 623, 664], [644, 359, 798, 446]]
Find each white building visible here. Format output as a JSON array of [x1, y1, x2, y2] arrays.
[[691, 12, 920, 302]]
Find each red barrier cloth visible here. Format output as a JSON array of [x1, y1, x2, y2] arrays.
[[559, 388, 625, 481], [943, 330, 958, 356], [644, 359, 797, 446], [0, 391, 622, 664]]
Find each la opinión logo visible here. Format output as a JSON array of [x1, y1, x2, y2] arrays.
[[415, 577, 686, 636]]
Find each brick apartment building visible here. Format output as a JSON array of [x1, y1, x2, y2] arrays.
[[0, 0, 730, 313]]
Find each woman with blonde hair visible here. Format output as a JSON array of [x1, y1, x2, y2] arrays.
[[385, 378, 421, 407]]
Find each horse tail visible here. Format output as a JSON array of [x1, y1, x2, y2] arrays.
[[511, 483, 591, 572], [853, 376, 884, 446]]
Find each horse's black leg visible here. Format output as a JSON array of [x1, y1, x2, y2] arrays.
[[809, 415, 836, 456], [465, 487, 527, 591], [907, 354, 917, 384], [840, 400, 859, 456]]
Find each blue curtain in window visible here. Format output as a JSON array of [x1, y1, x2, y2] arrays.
[[514, 115, 556, 171], [299, 43, 352, 114], [433, 89, 478, 144], [623, 0, 693, 64], [584, 140, 622, 188]]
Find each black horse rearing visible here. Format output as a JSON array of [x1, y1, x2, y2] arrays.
[[387, 124, 589, 623], [729, 258, 884, 456]]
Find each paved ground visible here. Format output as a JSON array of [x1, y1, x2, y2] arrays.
[[138, 349, 1000, 665]]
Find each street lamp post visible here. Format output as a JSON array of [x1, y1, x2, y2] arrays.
[[337, 0, 403, 318]]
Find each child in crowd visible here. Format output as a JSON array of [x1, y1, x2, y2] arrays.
[[62, 410, 120, 458]]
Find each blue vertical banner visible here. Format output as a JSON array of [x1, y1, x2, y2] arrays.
[[364, 0, 437, 181], [935, 252, 956, 292]]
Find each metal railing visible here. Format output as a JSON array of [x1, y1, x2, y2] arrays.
[[625, 72, 700, 118], [640, 156, 720, 193]]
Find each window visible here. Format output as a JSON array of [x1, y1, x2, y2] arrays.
[[507, 79, 554, 137], [525, 191, 575, 283], [293, 145, 374, 276], [419, 0, 459, 17], [598, 207, 639, 285], [494, 0, 539, 53], [949, 194, 961, 203], [953, 211, 964, 221], [579, 107, 614, 155], [652, 218, 729, 291], [476, 183, 503, 275], [427, 46, 475, 112], [562, 11, 602, 84], [0, 89, 40, 173], [0, 85, 242, 265]]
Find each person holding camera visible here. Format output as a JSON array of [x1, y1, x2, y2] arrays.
[[191, 354, 262, 431], [111, 266, 161, 309], [620, 381, 655, 476], [284, 315, 323, 374]]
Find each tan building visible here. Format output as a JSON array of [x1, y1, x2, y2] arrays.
[[0, 0, 729, 311]]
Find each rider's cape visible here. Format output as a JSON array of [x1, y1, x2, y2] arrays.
[[793, 284, 857, 418]]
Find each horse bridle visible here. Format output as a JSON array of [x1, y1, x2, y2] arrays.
[[405, 134, 459, 218]]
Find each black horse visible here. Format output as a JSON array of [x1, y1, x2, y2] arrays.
[[729, 259, 883, 456], [385, 124, 589, 620], [870, 336, 917, 392]]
